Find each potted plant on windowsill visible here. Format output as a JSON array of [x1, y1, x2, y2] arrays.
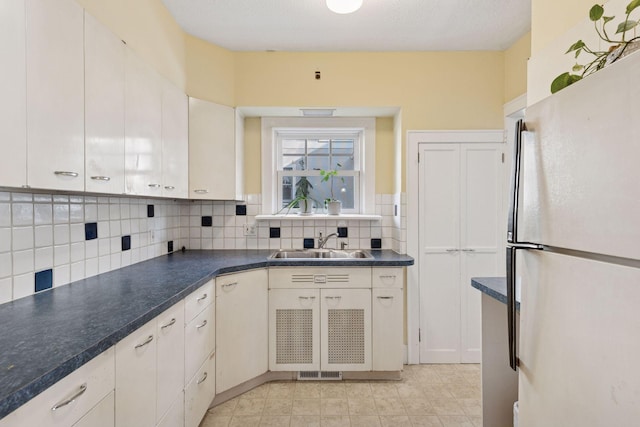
[[551, 0, 640, 94], [320, 163, 344, 215], [278, 176, 318, 215]]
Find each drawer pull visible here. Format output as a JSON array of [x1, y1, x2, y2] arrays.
[[379, 275, 396, 279], [377, 296, 394, 300], [298, 296, 316, 300], [161, 318, 176, 329], [148, 183, 161, 188], [54, 171, 79, 178], [51, 383, 87, 411], [196, 320, 208, 329], [197, 372, 208, 385], [325, 296, 342, 300], [222, 282, 238, 289], [90, 176, 111, 181], [197, 293, 208, 302], [194, 189, 209, 194], [134, 335, 154, 349], [164, 185, 175, 190]]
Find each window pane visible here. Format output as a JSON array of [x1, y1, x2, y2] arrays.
[[280, 175, 355, 211], [281, 139, 306, 155], [332, 156, 354, 171], [308, 139, 329, 156], [283, 155, 307, 170], [331, 140, 354, 155], [306, 155, 329, 171]]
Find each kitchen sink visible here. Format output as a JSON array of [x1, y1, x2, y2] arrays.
[[270, 249, 373, 259]]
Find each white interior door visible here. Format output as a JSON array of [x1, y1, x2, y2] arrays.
[[418, 144, 461, 363], [419, 142, 503, 364]]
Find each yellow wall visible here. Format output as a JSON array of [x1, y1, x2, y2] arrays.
[[375, 118, 395, 194], [531, 0, 595, 54], [504, 32, 531, 103], [243, 118, 262, 195], [185, 34, 236, 106]]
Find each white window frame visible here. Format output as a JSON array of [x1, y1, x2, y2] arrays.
[[262, 117, 375, 215]]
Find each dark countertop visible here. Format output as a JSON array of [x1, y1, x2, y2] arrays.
[[0, 249, 413, 419], [471, 277, 520, 311]]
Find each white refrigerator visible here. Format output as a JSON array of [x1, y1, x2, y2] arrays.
[[507, 50, 640, 425]]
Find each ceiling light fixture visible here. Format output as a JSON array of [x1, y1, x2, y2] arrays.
[[300, 108, 336, 117], [326, 0, 363, 14]]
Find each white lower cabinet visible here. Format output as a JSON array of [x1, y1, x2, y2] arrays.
[[115, 319, 157, 427], [157, 392, 184, 427], [0, 348, 115, 427], [184, 303, 215, 385], [184, 352, 216, 427], [72, 391, 115, 427], [156, 301, 185, 424], [216, 269, 268, 393], [320, 288, 372, 371], [372, 288, 404, 371]]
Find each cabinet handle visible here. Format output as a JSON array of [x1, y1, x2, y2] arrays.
[[54, 171, 79, 178], [148, 183, 161, 188], [194, 189, 209, 194], [197, 293, 208, 302], [164, 185, 175, 190], [446, 249, 459, 252], [51, 383, 87, 411], [222, 282, 237, 289], [161, 318, 176, 329], [196, 320, 208, 329], [298, 296, 316, 300], [461, 248, 476, 252], [197, 372, 208, 385], [90, 176, 111, 181], [134, 335, 154, 349], [325, 296, 342, 300], [377, 296, 394, 300], [379, 275, 396, 279]]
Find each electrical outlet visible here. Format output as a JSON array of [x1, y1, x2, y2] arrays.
[[243, 223, 257, 236]]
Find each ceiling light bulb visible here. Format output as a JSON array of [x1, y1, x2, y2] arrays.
[[326, 0, 363, 14]]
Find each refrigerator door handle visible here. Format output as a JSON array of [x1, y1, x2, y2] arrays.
[[507, 119, 525, 244], [506, 246, 518, 371]]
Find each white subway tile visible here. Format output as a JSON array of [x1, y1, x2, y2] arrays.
[[0, 253, 12, 278], [53, 224, 69, 245], [85, 257, 98, 278], [53, 204, 69, 224], [13, 249, 34, 275], [0, 203, 12, 227], [13, 273, 34, 300], [70, 223, 84, 243], [0, 277, 12, 304], [84, 204, 98, 222], [70, 242, 84, 263], [12, 193, 32, 202], [54, 245, 70, 266], [35, 247, 53, 270], [70, 261, 85, 282], [12, 204, 33, 226], [12, 227, 33, 251], [98, 256, 110, 274], [0, 228, 10, 253]]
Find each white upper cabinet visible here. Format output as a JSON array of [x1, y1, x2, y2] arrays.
[[26, 0, 85, 191], [84, 13, 125, 194], [125, 49, 163, 196], [161, 80, 189, 198], [0, 0, 27, 188], [188, 98, 239, 200]]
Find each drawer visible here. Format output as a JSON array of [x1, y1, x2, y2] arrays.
[[184, 351, 215, 427], [184, 303, 215, 384], [0, 347, 115, 427], [72, 390, 114, 427], [185, 280, 214, 322], [269, 267, 371, 289], [372, 267, 404, 288], [157, 391, 184, 427]]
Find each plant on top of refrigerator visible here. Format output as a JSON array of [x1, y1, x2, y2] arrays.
[[551, 1, 640, 94]]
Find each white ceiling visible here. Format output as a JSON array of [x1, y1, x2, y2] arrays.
[[161, 0, 531, 52]]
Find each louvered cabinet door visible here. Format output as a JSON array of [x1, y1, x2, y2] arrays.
[[268, 267, 371, 289], [320, 288, 372, 371], [269, 288, 320, 371]]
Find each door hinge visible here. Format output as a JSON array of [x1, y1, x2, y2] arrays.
[[501, 152, 505, 163], [418, 328, 421, 342]]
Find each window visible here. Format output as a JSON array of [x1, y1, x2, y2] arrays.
[[262, 118, 375, 215]]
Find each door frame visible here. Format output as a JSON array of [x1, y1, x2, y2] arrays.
[[406, 130, 504, 364]]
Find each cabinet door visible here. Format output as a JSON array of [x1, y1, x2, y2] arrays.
[[372, 288, 403, 371], [26, 0, 84, 191], [185, 352, 215, 427], [72, 391, 114, 427], [188, 98, 236, 199], [84, 13, 125, 194], [124, 49, 162, 196], [157, 392, 184, 427], [0, 0, 27, 188], [216, 269, 268, 393], [115, 320, 156, 427], [156, 301, 185, 424], [161, 80, 188, 198], [184, 303, 215, 384], [320, 288, 372, 371], [269, 288, 320, 371]]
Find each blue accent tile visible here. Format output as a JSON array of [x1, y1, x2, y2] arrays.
[[235, 205, 247, 216], [85, 223, 98, 240], [371, 238, 382, 249], [201, 216, 212, 227], [270, 227, 281, 238], [337, 227, 348, 238], [303, 238, 315, 249], [168, 241, 174, 253], [147, 205, 154, 217], [34, 269, 53, 293], [121, 235, 131, 251]]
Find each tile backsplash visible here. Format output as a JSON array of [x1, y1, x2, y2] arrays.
[[0, 190, 406, 304]]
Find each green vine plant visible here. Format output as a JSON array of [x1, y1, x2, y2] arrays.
[[551, 0, 640, 94], [320, 163, 344, 203]]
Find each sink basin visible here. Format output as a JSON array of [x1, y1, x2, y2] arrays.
[[270, 249, 373, 260]]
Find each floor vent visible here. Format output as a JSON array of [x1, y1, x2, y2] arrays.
[[297, 371, 343, 381]]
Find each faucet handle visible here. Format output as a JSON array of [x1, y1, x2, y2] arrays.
[[340, 241, 348, 250]]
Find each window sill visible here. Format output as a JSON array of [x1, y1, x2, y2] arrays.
[[255, 214, 382, 221]]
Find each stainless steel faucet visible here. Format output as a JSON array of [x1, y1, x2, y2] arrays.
[[318, 232, 338, 249]]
